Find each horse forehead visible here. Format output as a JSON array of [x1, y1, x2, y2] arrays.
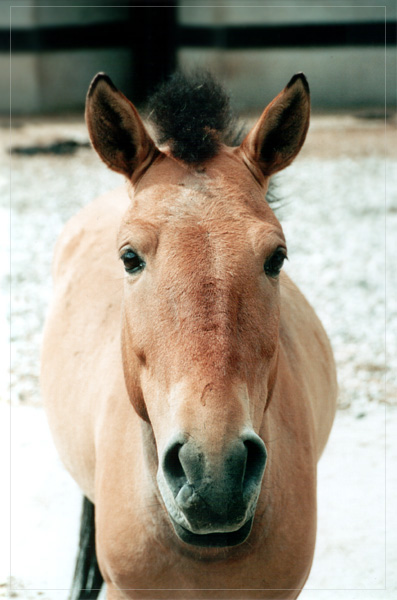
[[131, 151, 272, 221]]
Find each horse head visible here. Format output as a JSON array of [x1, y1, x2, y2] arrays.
[[85, 71, 310, 549]]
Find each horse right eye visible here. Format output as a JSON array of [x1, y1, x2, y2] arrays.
[[121, 250, 145, 274]]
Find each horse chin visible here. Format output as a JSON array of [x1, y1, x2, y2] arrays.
[[169, 516, 254, 548]]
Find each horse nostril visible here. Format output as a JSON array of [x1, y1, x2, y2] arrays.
[[162, 441, 186, 495], [162, 432, 266, 512], [242, 434, 267, 496]]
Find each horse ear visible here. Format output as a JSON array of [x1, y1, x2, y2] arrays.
[[241, 73, 310, 177], [85, 73, 158, 179]]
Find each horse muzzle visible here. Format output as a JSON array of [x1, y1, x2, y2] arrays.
[[158, 430, 267, 548]]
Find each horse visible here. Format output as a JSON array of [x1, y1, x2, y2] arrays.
[[41, 71, 337, 600]]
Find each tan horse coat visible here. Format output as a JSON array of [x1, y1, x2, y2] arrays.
[[41, 73, 337, 599]]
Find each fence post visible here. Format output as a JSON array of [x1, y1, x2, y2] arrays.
[[128, 2, 177, 105]]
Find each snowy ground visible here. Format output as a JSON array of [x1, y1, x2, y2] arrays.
[[2, 112, 396, 599]]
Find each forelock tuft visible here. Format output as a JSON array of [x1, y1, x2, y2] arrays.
[[146, 71, 240, 164]]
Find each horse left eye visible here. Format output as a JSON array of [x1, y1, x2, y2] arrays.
[[264, 248, 287, 278], [121, 250, 145, 274]]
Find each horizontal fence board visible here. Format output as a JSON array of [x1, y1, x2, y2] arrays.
[[3, 21, 396, 53], [178, 22, 394, 48], [6, 22, 131, 52]]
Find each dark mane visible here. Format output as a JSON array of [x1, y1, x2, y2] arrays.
[[147, 71, 241, 164]]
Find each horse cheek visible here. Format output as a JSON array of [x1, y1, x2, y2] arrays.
[[121, 319, 150, 423]]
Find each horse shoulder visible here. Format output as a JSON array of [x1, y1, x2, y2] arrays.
[[52, 185, 129, 282], [41, 185, 131, 499], [278, 272, 337, 458]]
